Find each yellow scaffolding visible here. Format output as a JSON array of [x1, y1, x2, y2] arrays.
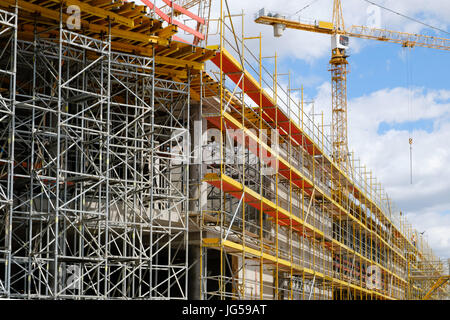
[[196, 2, 446, 300]]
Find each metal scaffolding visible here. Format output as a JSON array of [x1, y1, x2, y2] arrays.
[[0, 7, 191, 298], [0, 0, 447, 301], [0, 5, 17, 298]]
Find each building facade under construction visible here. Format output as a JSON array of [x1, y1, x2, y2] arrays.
[[0, 0, 448, 300]]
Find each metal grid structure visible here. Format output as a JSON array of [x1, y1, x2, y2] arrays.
[[0, 0, 447, 301], [409, 259, 450, 300], [329, 49, 349, 170], [0, 3, 192, 298], [0, 5, 17, 297]]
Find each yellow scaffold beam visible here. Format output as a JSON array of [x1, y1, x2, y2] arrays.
[[49, 0, 136, 28], [6, 0, 169, 45], [423, 276, 450, 300]]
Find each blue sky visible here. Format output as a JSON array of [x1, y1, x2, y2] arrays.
[[377, 119, 434, 135], [283, 41, 450, 99]]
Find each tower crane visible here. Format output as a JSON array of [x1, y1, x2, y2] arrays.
[[255, 0, 450, 171]]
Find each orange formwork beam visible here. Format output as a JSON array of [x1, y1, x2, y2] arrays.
[[142, 0, 205, 40], [161, 0, 205, 24]]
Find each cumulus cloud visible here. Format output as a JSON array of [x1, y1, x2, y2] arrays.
[[206, 0, 450, 63], [407, 211, 450, 259]]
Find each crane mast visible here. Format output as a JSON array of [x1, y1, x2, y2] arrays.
[[330, 0, 350, 170], [332, 0, 345, 31], [330, 43, 349, 170]]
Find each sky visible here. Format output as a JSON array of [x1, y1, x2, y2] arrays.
[[143, 0, 450, 260]]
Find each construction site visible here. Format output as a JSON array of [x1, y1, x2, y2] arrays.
[[0, 0, 449, 300]]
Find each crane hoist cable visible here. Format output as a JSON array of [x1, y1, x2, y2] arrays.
[[293, 0, 322, 17], [404, 46, 414, 185], [409, 54, 413, 186], [359, 0, 448, 186]]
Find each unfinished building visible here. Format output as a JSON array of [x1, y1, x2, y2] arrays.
[[0, 0, 448, 300]]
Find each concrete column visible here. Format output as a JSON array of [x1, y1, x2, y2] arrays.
[[188, 244, 201, 299], [189, 103, 207, 214], [188, 103, 207, 300]]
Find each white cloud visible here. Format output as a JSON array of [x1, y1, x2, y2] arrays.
[[407, 211, 450, 259], [211, 0, 450, 63], [308, 83, 450, 259]]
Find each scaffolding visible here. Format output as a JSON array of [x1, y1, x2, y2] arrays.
[[195, 1, 447, 300], [0, 0, 217, 299], [9, 28, 189, 299], [0, 0, 447, 301], [0, 5, 17, 297]]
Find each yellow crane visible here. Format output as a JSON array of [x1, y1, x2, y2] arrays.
[[255, 0, 450, 170]]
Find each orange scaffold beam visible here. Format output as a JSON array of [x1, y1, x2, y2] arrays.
[[161, 0, 205, 24]]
